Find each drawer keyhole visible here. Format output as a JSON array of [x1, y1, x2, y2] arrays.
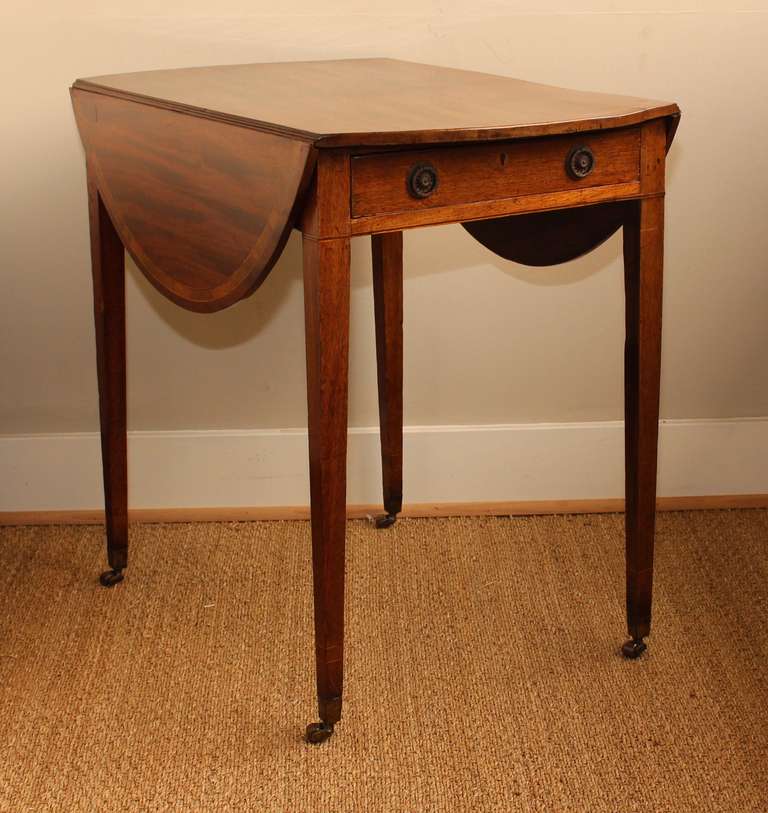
[[407, 163, 439, 198]]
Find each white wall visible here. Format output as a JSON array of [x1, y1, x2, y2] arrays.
[[2, 2, 768, 508]]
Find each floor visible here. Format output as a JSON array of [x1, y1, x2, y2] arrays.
[[1, 511, 766, 812]]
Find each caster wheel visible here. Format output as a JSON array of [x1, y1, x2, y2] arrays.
[[621, 638, 647, 659], [305, 722, 334, 744], [375, 513, 397, 529], [99, 569, 124, 588]]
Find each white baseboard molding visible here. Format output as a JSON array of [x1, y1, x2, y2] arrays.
[[1, 418, 767, 517]]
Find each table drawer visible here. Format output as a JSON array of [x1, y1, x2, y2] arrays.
[[350, 128, 640, 218]]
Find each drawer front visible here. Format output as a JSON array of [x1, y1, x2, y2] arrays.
[[351, 128, 640, 218]]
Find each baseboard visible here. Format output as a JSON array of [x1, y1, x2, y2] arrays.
[[1, 418, 767, 522], [2, 494, 768, 526]]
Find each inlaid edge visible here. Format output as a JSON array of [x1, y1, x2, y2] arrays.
[[72, 87, 316, 312], [73, 80, 680, 149]]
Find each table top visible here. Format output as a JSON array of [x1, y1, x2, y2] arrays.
[[73, 58, 678, 148]]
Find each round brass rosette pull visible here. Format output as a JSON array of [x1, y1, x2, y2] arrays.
[[566, 145, 595, 179], [407, 163, 439, 198]]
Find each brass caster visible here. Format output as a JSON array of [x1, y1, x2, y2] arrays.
[[374, 513, 397, 529], [99, 569, 124, 587], [621, 638, 647, 659], [305, 722, 334, 744]]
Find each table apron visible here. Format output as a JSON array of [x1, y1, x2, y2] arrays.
[[349, 183, 652, 236]]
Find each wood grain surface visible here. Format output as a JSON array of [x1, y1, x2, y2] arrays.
[[349, 181, 642, 235], [302, 234, 351, 730], [372, 232, 404, 520], [621, 120, 667, 648], [351, 127, 639, 217], [462, 201, 629, 266], [73, 58, 679, 148], [87, 180, 128, 573], [72, 89, 314, 312]]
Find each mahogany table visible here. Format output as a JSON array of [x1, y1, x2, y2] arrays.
[[70, 59, 680, 744]]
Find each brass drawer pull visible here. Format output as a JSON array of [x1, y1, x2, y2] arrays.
[[566, 145, 595, 179], [407, 163, 439, 198]]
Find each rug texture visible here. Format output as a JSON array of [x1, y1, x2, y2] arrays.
[[0, 511, 766, 812]]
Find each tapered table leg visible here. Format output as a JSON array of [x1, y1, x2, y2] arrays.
[[371, 232, 404, 529], [302, 234, 351, 743], [622, 196, 664, 658], [87, 176, 128, 588]]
